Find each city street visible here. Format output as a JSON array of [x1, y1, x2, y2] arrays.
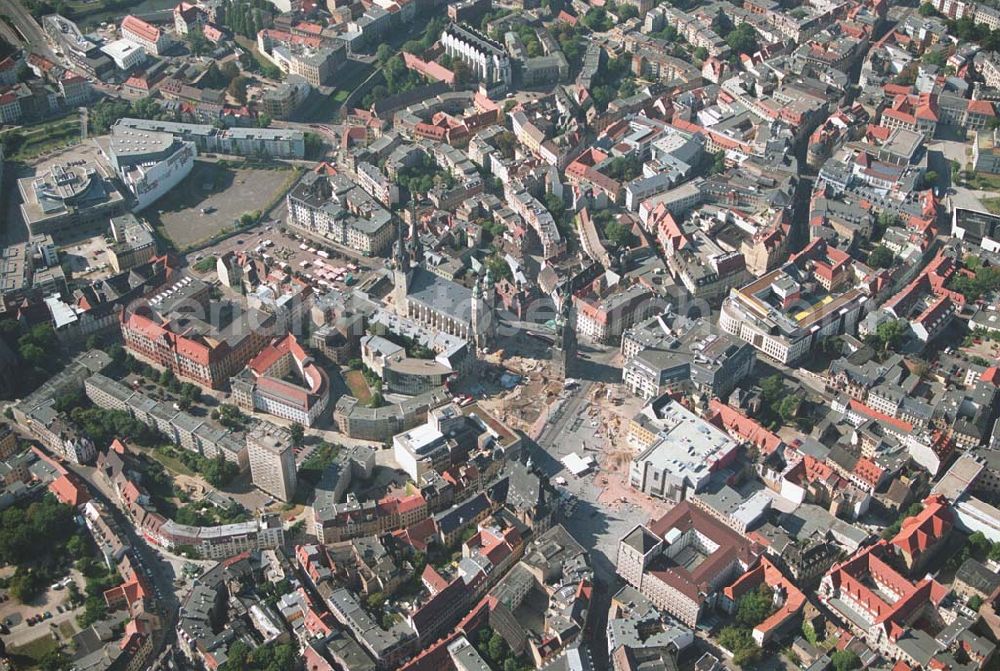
[[64, 462, 181, 662], [0, 0, 57, 61]]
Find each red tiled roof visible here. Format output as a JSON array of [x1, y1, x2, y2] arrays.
[[122, 15, 162, 43], [49, 474, 90, 507], [421, 564, 449, 594], [397, 493, 427, 515], [968, 99, 996, 117], [847, 399, 913, 433], [724, 557, 806, 638], [708, 400, 783, 455], [646, 501, 757, 603], [891, 494, 952, 558]]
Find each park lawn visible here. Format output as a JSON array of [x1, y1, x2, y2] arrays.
[[983, 197, 1000, 215], [58, 620, 76, 639], [967, 172, 1000, 192], [234, 36, 281, 77], [2, 114, 82, 161], [343, 369, 373, 404], [14, 133, 81, 160], [9, 634, 59, 665], [149, 447, 197, 478], [64, 0, 102, 15], [333, 89, 350, 103]]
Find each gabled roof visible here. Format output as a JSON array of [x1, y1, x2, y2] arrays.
[[122, 15, 162, 43], [891, 494, 952, 557]]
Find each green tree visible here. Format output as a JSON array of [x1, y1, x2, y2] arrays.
[[802, 620, 818, 644], [193, 256, 217, 273], [39, 650, 71, 671], [66, 534, 88, 559], [19, 343, 46, 367], [604, 155, 643, 181], [918, 2, 937, 15], [188, 28, 210, 56], [617, 4, 639, 20], [227, 75, 251, 104], [376, 43, 394, 65], [694, 46, 709, 60], [366, 591, 385, 610], [874, 211, 899, 238], [304, 132, 324, 159], [1, 130, 23, 156], [868, 245, 894, 268], [487, 633, 506, 662], [203, 454, 239, 488], [605, 220, 633, 248], [0, 495, 77, 567], [711, 150, 727, 174], [872, 319, 908, 354], [717, 625, 761, 666], [712, 12, 733, 36], [159, 368, 175, 387], [485, 254, 513, 282], [733, 644, 763, 667], [736, 585, 775, 627], [77, 595, 108, 627], [582, 6, 613, 31], [9, 569, 46, 602], [831, 649, 861, 671], [289, 423, 305, 446], [726, 23, 759, 55]]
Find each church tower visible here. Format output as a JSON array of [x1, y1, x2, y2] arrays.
[[471, 276, 483, 351], [552, 285, 577, 379], [407, 201, 423, 267], [392, 217, 412, 314], [483, 267, 496, 306], [472, 271, 496, 353]]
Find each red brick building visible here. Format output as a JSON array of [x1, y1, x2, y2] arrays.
[[121, 304, 272, 389]]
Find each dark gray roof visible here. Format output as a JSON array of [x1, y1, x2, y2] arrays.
[[956, 558, 1000, 596], [622, 525, 660, 555], [406, 268, 472, 324], [434, 492, 490, 535]]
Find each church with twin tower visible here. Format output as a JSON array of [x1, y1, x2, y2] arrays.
[[391, 211, 497, 353]]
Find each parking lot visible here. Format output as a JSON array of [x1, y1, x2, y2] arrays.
[[0, 569, 84, 650], [60, 234, 114, 281], [146, 161, 299, 250]]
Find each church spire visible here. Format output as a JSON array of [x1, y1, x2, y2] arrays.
[[408, 200, 423, 267], [395, 217, 408, 272]]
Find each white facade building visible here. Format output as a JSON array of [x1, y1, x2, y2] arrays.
[[441, 22, 512, 91], [104, 125, 196, 212], [101, 39, 147, 71]]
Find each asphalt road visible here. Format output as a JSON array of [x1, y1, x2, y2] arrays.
[[0, 0, 56, 60], [65, 462, 180, 664]]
